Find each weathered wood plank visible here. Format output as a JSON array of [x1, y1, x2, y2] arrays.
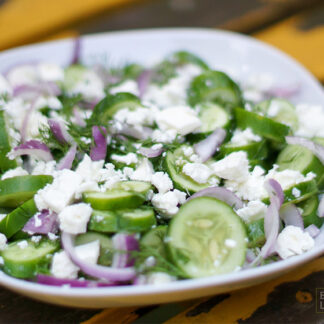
[[255, 6, 324, 81], [164, 257, 324, 324]]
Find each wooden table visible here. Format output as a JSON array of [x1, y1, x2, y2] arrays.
[[0, 1, 323, 323]]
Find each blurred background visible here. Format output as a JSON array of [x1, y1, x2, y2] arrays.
[[0, 0, 323, 81]]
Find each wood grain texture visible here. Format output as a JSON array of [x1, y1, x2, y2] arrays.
[[255, 6, 324, 81], [0, 0, 141, 50]]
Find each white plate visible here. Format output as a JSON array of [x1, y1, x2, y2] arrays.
[[0, 28, 323, 308]]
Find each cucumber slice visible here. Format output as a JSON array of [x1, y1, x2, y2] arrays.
[[219, 139, 268, 161], [188, 71, 242, 107], [83, 190, 146, 210], [197, 102, 231, 133], [0, 110, 18, 172], [0, 199, 37, 238], [88, 210, 118, 233], [0, 175, 53, 208], [167, 197, 247, 278], [112, 181, 152, 197], [1, 238, 59, 278], [254, 99, 298, 131], [63, 64, 87, 90], [140, 225, 168, 258], [90, 93, 141, 125], [235, 108, 291, 142], [276, 144, 324, 188], [75, 232, 113, 266], [165, 149, 212, 194], [246, 219, 265, 248], [171, 51, 209, 70], [297, 196, 323, 228], [118, 207, 156, 233]]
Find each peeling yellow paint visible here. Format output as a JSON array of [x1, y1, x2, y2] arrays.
[[296, 290, 313, 304]]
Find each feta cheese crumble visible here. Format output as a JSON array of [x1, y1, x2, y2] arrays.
[[58, 203, 92, 234], [275, 226, 314, 259]]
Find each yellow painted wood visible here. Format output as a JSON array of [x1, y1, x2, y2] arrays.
[[0, 0, 140, 50], [83, 306, 139, 324], [255, 15, 324, 81], [165, 257, 324, 324]]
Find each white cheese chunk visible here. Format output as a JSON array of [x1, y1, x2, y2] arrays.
[[155, 106, 202, 136], [151, 189, 186, 216], [111, 153, 138, 165], [145, 272, 176, 285], [37, 63, 64, 82], [58, 203, 92, 234], [0, 233, 7, 251], [1, 167, 28, 180], [32, 160, 56, 176], [236, 200, 268, 223], [75, 240, 100, 265], [51, 251, 79, 279], [34, 169, 83, 213], [110, 80, 139, 96], [275, 225, 314, 259], [130, 158, 154, 182], [0, 74, 12, 95], [295, 103, 324, 138], [211, 151, 249, 182], [182, 163, 212, 184], [151, 172, 173, 193], [229, 128, 261, 146]]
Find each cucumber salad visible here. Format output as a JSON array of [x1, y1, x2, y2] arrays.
[[0, 49, 324, 288]]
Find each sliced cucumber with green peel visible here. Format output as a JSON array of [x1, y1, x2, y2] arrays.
[[165, 149, 212, 194], [219, 139, 268, 161], [188, 71, 242, 107], [90, 93, 141, 125], [1, 238, 59, 278], [0, 110, 18, 172], [235, 108, 290, 142], [167, 197, 247, 278], [197, 102, 231, 133], [246, 219, 265, 248], [171, 51, 209, 70], [0, 199, 37, 238], [83, 190, 146, 210], [140, 225, 168, 258], [254, 98, 298, 131], [0, 175, 53, 208], [75, 232, 113, 266], [88, 210, 118, 233], [112, 181, 152, 197], [118, 207, 156, 233], [63, 64, 87, 90], [297, 196, 323, 228], [277, 144, 324, 188]]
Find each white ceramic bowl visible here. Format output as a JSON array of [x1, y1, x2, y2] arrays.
[[0, 28, 323, 308]]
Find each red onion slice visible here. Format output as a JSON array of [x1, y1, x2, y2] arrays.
[[265, 84, 300, 99], [286, 136, 324, 165], [71, 37, 81, 65], [305, 224, 320, 238], [260, 179, 284, 259], [137, 70, 153, 98], [20, 98, 38, 142], [112, 233, 139, 268], [73, 108, 86, 127], [13, 82, 61, 99], [194, 128, 226, 162], [48, 119, 73, 144], [61, 232, 136, 282], [318, 196, 324, 218], [279, 204, 304, 229], [314, 225, 324, 246], [90, 126, 107, 161], [22, 210, 58, 234], [36, 274, 116, 288], [187, 187, 243, 210], [57, 144, 77, 170], [9, 140, 53, 161], [139, 146, 163, 158]]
